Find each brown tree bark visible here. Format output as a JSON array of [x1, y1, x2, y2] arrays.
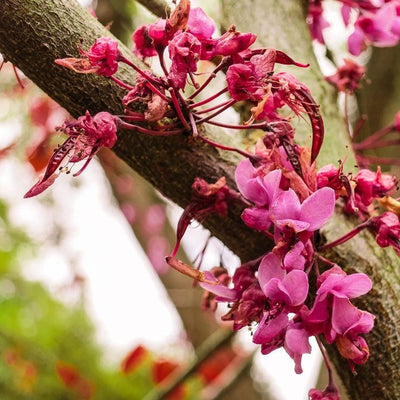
[[0, 1, 399, 399]]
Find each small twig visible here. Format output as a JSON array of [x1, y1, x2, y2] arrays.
[[134, 0, 171, 18]]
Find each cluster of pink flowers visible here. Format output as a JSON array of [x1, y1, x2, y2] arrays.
[[198, 149, 375, 380], [308, 0, 400, 55], [24, 111, 117, 197], [22, 1, 400, 398]]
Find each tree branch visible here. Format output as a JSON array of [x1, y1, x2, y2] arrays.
[[0, 1, 399, 399], [0, 0, 270, 262]]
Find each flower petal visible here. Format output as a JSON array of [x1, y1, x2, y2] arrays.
[[299, 187, 335, 231], [242, 207, 271, 231]]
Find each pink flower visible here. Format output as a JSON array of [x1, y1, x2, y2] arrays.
[[348, 3, 400, 55], [355, 167, 396, 207], [269, 186, 335, 233], [85, 37, 120, 76], [187, 8, 215, 40], [199, 271, 239, 302], [253, 311, 311, 374], [24, 111, 117, 198], [56, 37, 120, 76], [307, 1, 330, 44], [226, 63, 266, 101], [148, 19, 169, 49], [306, 266, 374, 344], [170, 177, 239, 257], [316, 164, 343, 194], [214, 28, 256, 57], [258, 252, 308, 308], [235, 160, 282, 206], [284, 321, 312, 374], [132, 25, 157, 58], [372, 211, 400, 254], [235, 160, 282, 230], [168, 32, 201, 89], [325, 59, 365, 93], [309, 386, 340, 400], [336, 334, 370, 369], [226, 50, 277, 102]]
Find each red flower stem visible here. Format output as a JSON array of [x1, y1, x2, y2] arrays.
[[315, 336, 338, 392], [197, 134, 258, 160], [169, 88, 191, 132], [204, 119, 270, 130], [157, 49, 170, 77], [189, 112, 199, 137], [195, 99, 236, 124], [123, 110, 146, 117], [354, 124, 393, 148], [110, 75, 134, 90], [187, 60, 226, 100], [188, 71, 199, 89], [263, 230, 274, 240], [316, 253, 337, 267], [352, 114, 367, 140], [194, 99, 235, 115], [145, 82, 170, 102], [119, 55, 162, 86], [344, 93, 352, 143], [353, 138, 400, 150], [12, 64, 25, 89], [319, 220, 370, 250], [188, 87, 229, 109], [119, 121, 184, 136], [117, 114, 146, 122]]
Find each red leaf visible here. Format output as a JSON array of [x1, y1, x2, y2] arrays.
[[120, 345, 149, 374]]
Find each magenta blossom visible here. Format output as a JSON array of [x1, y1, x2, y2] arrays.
[[325, 59, 365, 93], [132, 25, 157, 58], [168, 32, 201, 89], [85, 37, 120, 76], [284, 321, 312, 374], [235, 159, 283, 231], [309, 385, 340, 400], [148, 19, 169, 49], [226, 63, 266, 102], [213, 28, 256, 57], [187, 7, 215, 40], [354, 167, 396, 207], [55, 37, 120, 77], [253, 311, 311, 374], [252, 252, 310, 373], [372, 211, 400, 254], [24, 111, 117, 198], [348, 2, 400, 55], [258, 252, 309, 308], [306, 266, 374, 344], [269, 186, 335, 234], [199, 270, 239, 302], [307, 1, 330, 44], [316, 164, 343, 195]]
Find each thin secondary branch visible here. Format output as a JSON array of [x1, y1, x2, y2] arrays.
[[134, 0, 171, 18], [142, 328, 235, 400]]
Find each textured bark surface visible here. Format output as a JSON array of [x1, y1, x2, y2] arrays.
[[0, 0, 271, 262], [0, 1, 399, 399]]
